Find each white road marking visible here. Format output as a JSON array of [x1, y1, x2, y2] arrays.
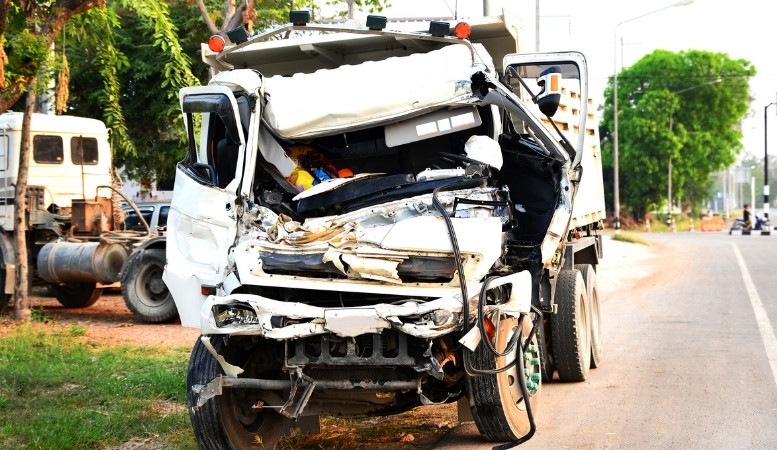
[[732, 243, 777, 388]]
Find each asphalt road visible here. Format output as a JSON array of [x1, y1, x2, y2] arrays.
[[436, 231, 777, 449]]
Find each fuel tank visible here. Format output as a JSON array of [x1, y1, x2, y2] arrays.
[[37, 241, 128, 284]]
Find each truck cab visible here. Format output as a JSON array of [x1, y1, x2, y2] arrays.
[[165, 10, 605, 448]]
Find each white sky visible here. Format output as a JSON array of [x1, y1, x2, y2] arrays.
[[370, 0, 777, 163]]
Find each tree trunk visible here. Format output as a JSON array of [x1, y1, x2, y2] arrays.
[[12, 90, 33, 322]]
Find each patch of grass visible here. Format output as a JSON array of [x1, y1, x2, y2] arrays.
[[30, 306, 49, 323], [612, 232, 648, 245], [0, 324, 196, 449], [68, 324, 88, 337]]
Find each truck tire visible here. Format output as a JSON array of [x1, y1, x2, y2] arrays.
[[0, 251, 9, 310], [121, 248, 177, 323], [188, 335, 283, 450], [52, 282, 103, 308], [535, 313, 555, 383], [467, 315, 540, 442], [551, 269, 590, 382], [577, 264, 602, 369]]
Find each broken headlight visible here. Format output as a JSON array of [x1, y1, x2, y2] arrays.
[[213, 303, 260, 327]]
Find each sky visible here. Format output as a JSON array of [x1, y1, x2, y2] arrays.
[[368, 0, 777, 164]]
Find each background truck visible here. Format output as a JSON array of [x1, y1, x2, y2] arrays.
[[164, 9, 605, 448], [0, 111, 177, 322]]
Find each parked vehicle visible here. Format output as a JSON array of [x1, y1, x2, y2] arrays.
[[120, 201, 177, 322], [0, 112, 176, 323], [0, 112, 140, 311], [164, 11, 605, 448]]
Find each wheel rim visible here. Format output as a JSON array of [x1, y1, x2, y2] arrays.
[[589, 283, 602, 363], [136, 264, 169, 307], [577, 288, 591, 369], [495, 316, 540, 432]]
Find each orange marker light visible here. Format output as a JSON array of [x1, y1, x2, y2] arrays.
[[483, 318, 496, 343], [208, 35, 226, 52], [454, 22, 471, 39]]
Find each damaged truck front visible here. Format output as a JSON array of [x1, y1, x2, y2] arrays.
[[164, 11, 605, 449]]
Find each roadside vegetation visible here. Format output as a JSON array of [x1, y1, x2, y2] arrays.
[[0, 320, 456, 449], [0, 323, 195, 449]]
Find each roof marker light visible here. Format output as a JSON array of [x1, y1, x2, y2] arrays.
[[290, 10, 310, 25], [366, 15, 387, 30], [226, 26, 249, 45], [454, 22, 471, 39], [429, 21, 450, 37], [208, 35, 226, 52]]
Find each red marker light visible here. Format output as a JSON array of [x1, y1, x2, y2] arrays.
[[483, 317, 496, 343], [454, 22, 471, 39], [208, 35, 226, 52]]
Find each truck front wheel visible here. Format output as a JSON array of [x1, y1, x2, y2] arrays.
[[52, 282, 102, 308], [121, 248, 177, 323], [467, 315, 540, 442], [187, 336, 283, 450], [551, 268, 591, 382]]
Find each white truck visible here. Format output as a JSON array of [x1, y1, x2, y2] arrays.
[[0, 112, 177, 322], [164, 10, 605, 448]]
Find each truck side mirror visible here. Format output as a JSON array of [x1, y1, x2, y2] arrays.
[[536, 65, 562, 117]]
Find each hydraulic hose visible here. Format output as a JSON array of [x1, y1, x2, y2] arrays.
[[430, 181, 537, 447]]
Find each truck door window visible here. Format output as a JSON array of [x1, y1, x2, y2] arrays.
[[33, 135, 64, 164], [181, 93, 242, 186], [71, 136, 99, 165]]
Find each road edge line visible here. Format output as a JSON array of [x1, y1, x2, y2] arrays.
[[731, 243, 777, 388]]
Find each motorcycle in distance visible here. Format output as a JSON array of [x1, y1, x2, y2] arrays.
[[730, 215, 770, 233]]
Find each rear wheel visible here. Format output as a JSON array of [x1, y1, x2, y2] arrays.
[[577, 264, 602, 369], [467, 314, 540, 442], [121, 248, 177, 323], [52, 282, 102, 308], [188, 336, 284, 449], [551, 269, 590, 382], [0, 250, 10, 311]]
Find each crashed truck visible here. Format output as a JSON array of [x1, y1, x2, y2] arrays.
[[164, 10, 605, 448]]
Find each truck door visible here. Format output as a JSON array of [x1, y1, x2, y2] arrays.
[[501, 52, 589, 168], [163, 86, 248, 327]]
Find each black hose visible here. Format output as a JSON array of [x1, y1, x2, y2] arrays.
[[430, 181, 537, 446]]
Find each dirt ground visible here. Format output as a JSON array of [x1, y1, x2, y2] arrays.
[[0, 291, 201, 348]]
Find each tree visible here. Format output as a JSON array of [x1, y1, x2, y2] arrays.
[[64, 1, 205, 184], [599, 49, 755, 219], [1, 0, 198, 320], [2, 0, 105, 321]]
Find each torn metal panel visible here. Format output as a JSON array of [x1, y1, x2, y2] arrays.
[[200, 270, 532, 340]]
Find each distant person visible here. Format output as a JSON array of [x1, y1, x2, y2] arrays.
[[743, 204, 752, 230]]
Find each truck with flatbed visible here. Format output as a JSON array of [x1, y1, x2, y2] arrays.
[[164, 9, 605, 448]]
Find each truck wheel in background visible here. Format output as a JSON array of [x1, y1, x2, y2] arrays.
[[52, 282, 103, 308], [467, 315, 540, 442], [551, 269, 591, 382], [187, 335, 283, 450], [0, 252, 9, 311], [577, 264, 602, 369], [121, 248, 177, 323], [534, 313, 555, 383]]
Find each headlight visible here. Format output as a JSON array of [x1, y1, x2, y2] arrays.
[[213, 303, 260, 327]]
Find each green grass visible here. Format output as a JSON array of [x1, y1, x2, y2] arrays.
[[0, 324, 196, 449], [612, 232, 648, 245]]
